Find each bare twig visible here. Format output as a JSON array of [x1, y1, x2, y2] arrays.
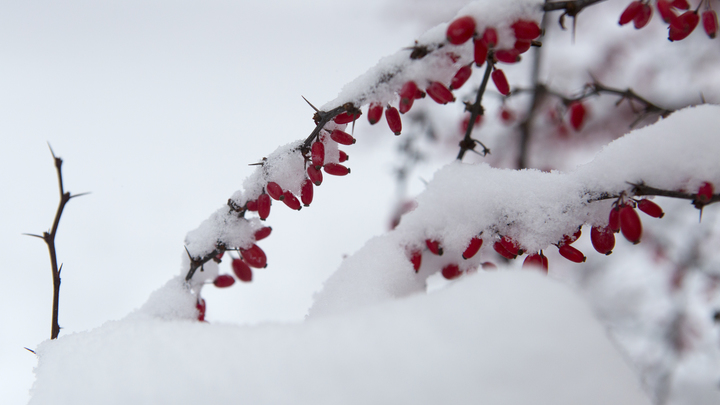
[[457, 55, 494, 161]]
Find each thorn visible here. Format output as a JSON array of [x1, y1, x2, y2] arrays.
[[301, 96, 320, 112], [22, 233, 44, 239], [24, 347, 36, 355], [58, 263, 63, 276], [47, 142, 56, 159], [70, 192, 91, 199], [184, 246, 193, 260]]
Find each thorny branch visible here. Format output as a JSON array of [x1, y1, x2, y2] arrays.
[[457, 55, 494, 161], [26, 145, 87, 339]]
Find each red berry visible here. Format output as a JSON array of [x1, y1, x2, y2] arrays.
[[338, 150, 349, 163], [561, 227, 582, 245], [482, 27, 498, 47], [257, 193, 271, 220], [330, 129, 356, 145], [385, 106, 402, 135], [307, 165, 323, 186], [410, 250, 422, 273], [333, 111, 361, 124], [281, 191, 301, 210], [511, 19, 541, 40], [446, 16, 476, 45], [232, 258, 253, 282], [461, 113, 482, 132], [523, 252, 549, 272], [367, 103, 383, 125], [266, 182, 284, 200], [493, 240, 517, 260], [462, 236, 483, 260], [311, 141, 325, 169], [633, 3, 653, 29], [323, 163, 350, 176], [399, 81, 418, 114], [609, 205, 621, 232], [500, 108, 515, 123], [473, 38, 488, 66], [657, 0, 677, 23], [669, 11, 700, 41], [492, 69, 510, 96], [637, 199, 664, 218], [481, 261, 497, 270], [441, 264, 462, 280], [301, 179, 313, 207], [499, 236, 523, 256], [671, 0, 690, 10], [619, 1, 643, 25], [698, 181, 714, 203], [513, 39, 532, 54], [703, 10, 718, 38], [569, 101, 586, 131], [591, 226, 615, 255], [213, 274, 235, 288], [241, 244, 267, 268], [620, 205, 642, 244], [254, 226, 272, 241], [494, 49, 520, 63], [426, 81, 455, 104], [559, 244, 586, 263], [196, 298, 206, 321], [245, 199, 258, 211], [450, 65, 472, 90], [425, 239, 443, 256]]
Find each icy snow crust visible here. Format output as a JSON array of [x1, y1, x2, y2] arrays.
[[29, 271, 651, 405], [310, 104, 720, 316]]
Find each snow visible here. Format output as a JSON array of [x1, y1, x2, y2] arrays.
[[29, 270, 651, 405]]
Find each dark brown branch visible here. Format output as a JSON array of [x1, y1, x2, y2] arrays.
[[28, 146, 86, 339], [543, 0, 609, 29], [589, 182, 720, 207], [457, 56, 494, 161]]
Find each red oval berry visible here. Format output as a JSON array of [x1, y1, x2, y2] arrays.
[[330, 129, 356, 145], [450, 65, 473, 90], [657, 0, 677, 23], [241, 244, 267, 268], [311, 141, 325, 169], [500, 108, 515, 124], [620, 205, 642, 244], [301, 179, 313, 207], [245, 199, 258, 211], [702, 10, 718, 38], [266, 182, 284, 201], [333, 111, 361, 125], [473, 38, 488, 67], [633, 3, 653, 29], [410, 250, 422, 273], [491, 69, 510, 96], [494, 49, 520, 64], [671, 0, 690, 10], [196, 298, 206, 321], [426, 81, 455, 104], [481, 261, 497, 270], [282, 191, 301, 210], [698, 181, 714, 203], [462, 236, 483, 260], [511, 19, 541, 40], [232, 258, 253, 282], [441, 263, 462, 280], [482, 27, 498, 47], [514, 39, 532, 54], [493, 241, 517, 260], [425, 239, 443, 256], [399, 81, 418, 114], [559, 244, 586, 263], [213, 274, 235, 288], [561, 227, 582, 245], [591, 225, 615, 255], [609, 205, 621, 232], [307, 165, 323, 186], [254, 226, 272, 241], [446, 16, 476, 45], [367, 103, 383, 125], [257, 193, 271, 220], [569, 101, 586, 131], [637, 199, 664, 218], [619, 1, 643, 25], [669, 11, 700, 41], [500, 236, 523, 256], [338, 150, 349, 163], [323, 163, 350, 176], [385, 106, 402, 135], [523, 252, 549, 272]]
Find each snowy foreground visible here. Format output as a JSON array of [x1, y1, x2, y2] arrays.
[[29, 271, 650, 404]]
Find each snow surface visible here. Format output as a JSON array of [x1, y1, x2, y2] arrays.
[[29, 270, 651, 405]]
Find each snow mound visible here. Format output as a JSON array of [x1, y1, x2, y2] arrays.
[[29, 271, 650, 405]]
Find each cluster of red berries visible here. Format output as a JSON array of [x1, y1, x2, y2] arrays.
[[404, 182, 716, 282], [619, 0, 718, 41]]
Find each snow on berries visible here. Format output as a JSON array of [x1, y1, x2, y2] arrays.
[[462, 236, 483, 260], [425, 239, 443, 256]]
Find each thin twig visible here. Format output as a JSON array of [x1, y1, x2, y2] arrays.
[[457, 56, 494, 161]]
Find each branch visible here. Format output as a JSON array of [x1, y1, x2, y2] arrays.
[[543, 0, 609, 29], [457, 54, 494, 161]]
